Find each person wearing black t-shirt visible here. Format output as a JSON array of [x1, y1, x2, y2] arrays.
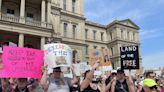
[[80, 62, 100, 92], [111, 69, 135, 92]]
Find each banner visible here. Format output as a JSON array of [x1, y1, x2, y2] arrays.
[[0, 46, 44, 78], [120, 46, 139, 69], [44, 43, 72, 68]]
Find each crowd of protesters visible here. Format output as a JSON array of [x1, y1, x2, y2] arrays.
[[0, 61, 164, 92]]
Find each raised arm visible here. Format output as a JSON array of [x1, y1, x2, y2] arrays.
[[69, 65, 79, 86], [80, 62, 100, 91], [126, 76, 135, 92], [102, 77, 116, 92], [40, 65, 49, 91]]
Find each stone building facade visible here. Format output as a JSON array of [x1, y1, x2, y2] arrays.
[[0, 0, 141, 69]]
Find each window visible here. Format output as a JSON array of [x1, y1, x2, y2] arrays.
[[110, 32, 112, 40], [127, 31, 129, 40], [133, 32, 135, 41], [64, 23, 67, 37], [101, 32, 104, 41], [85, 29, 88, 39], [85, 46, 88, 55], [93, 31, 96, 40], [26, 13, 34, 20], [111, 47, 113, 56], [7, 9, 15, 16], [73, 25, 76, 38], [101, 47, 105, 50], [63, 0, 66, 10], [72, 0, 76, 13], [73, 50, 77, 63], [93, 46, 97, 49], [121, 29, 123, 39]]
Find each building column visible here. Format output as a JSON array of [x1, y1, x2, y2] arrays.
[[0, 0, 2, 18], [41, 0, 46, 27], [41, 37, 45, 50], [20, 0, 25, 23], [47, 0, 51, 23], [18, 34, 24, 47]]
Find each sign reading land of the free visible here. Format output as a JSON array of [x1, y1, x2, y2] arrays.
[[0, 46, 44, 78], [120, 46, 139, 70]]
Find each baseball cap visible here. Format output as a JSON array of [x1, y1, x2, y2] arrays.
[[53, 67, 61, 72], [143, 78, 157, 87], [117, 68, 125, 74]]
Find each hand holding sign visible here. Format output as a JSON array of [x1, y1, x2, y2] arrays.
[[0, 63, 3, 70], [92, 62, 100, 70], [0, 46, 44, 78]]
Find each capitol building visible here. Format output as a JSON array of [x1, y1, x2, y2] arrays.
[[0, 0, 142, 69]]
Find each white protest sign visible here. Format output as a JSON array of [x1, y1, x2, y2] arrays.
[[73, 64, 81, 76], [79, 62, 90, 74], [44, 43, 72, 68], [94, 71, 102, 76], [61, 66, 73, 78]]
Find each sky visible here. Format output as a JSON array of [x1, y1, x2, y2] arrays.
[[84, 0, 164, 70]]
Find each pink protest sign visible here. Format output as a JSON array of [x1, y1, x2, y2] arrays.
[[0, 46, 44, 78]]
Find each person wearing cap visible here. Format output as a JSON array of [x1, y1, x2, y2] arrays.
[[101, 70, 117, 92], [80, 62, 101, 92], [143, 78, 158, 92], [40, 66, 78, 92], [111, 69, 135, 92], [10, 78, 31, 92]]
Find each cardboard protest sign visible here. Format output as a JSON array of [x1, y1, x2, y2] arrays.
[[44, 43, 72, 68], [79, 62, 90, 74], [120, 46, 139, 70], [89, 49, 112, 72], [0, 46, 44, 78], [102, 49, 113, 71], [89, 49, 103, 66]]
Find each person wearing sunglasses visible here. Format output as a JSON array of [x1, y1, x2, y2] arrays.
[[40, 66, 78, 92], [143, 78, 158, 92]]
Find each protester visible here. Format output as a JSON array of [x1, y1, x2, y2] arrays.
[[111, 69, 135, 92], [28, 79, 44, 92], [101, 70, 117, 92], [143, 78, 158, 92], [80, 62, 101, 92], [40, 66, 78, 92], [0, 78, 11, 92], [12, 78, 31, 92], [70, 76, 80, 92], [102, 76, 116, 92]]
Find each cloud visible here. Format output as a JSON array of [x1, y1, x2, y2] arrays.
[[143, 51, 164, 69], [139, 28, 163, 40], [84, 0, 164, 25]]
